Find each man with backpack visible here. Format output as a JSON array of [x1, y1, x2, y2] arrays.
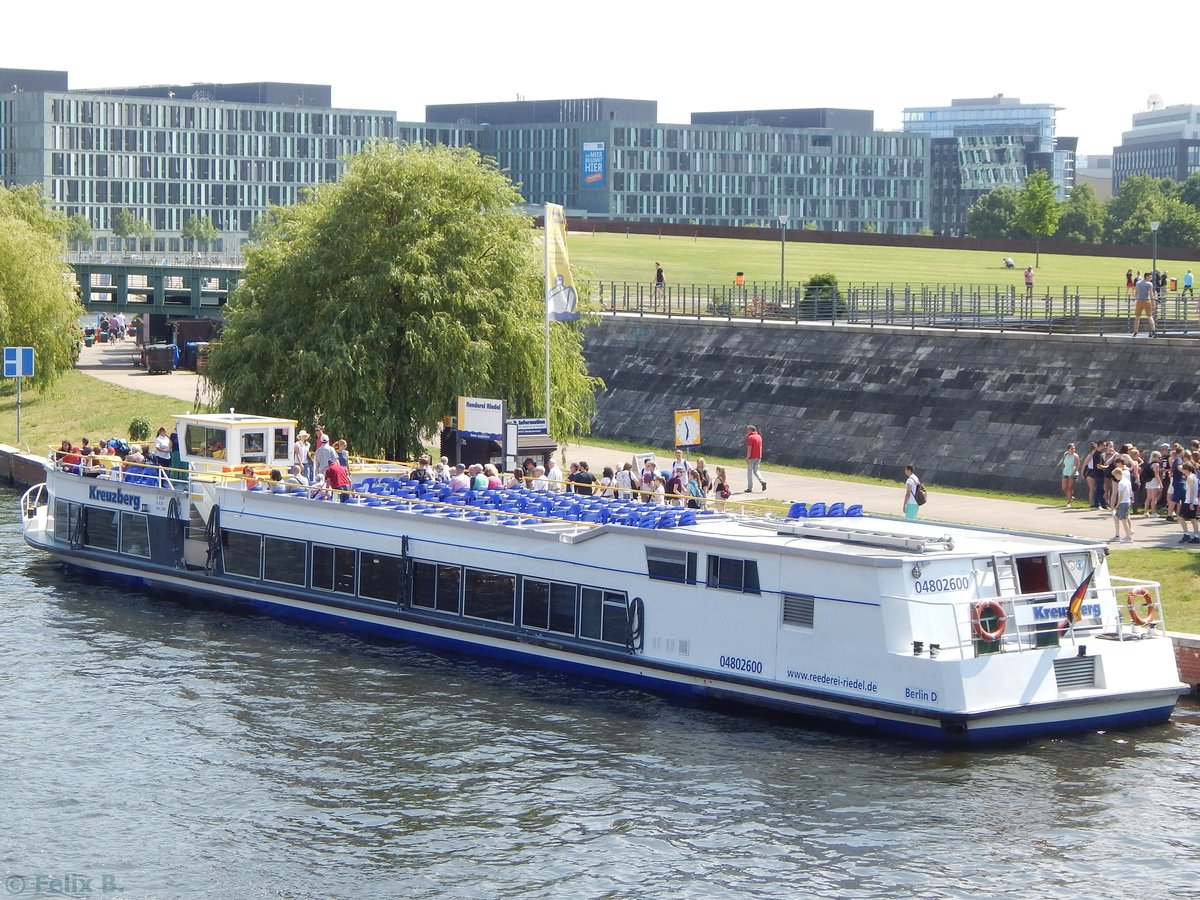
[[903, 465, 925, 520]]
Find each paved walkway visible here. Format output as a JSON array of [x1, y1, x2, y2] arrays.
[[76, 339, 1186, 548]]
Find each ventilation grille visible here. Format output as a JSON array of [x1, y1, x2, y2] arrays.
[[1053, 656, 1097, 689], [783, 595, 815, 628]]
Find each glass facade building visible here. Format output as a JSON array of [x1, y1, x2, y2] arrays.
[[903, 95, 1075, 235]]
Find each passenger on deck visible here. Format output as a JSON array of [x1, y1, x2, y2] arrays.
[[470, 464, 488, 491], [505, 467, 526, 489], [153, 427, 172, 468], [615, 462, 637, 500], [484, 464, 503, 490], [573, 461, 597, 496], [284, 464, 310, 488], [79, 447, 104, 478], [334, 439, 350, 469], [56, 440, 81, 472], [449, 464, 471, 492], [242, 465, 262, 491], [314, 434, 335, 480], [431, 461, 449, 484], [530, 465, 550, 492], [410, 455, 433, 483], [323, 457, 351, 501], [293, 430, 312, 482], [547, 459, 564, 492], [269, 469, 287, 493]]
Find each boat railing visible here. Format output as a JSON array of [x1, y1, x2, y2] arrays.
[[895, 578, 1167, 659], [47, 450, 186, 491]]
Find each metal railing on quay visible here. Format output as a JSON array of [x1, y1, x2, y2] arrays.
[[592, 281, 1200, 337]]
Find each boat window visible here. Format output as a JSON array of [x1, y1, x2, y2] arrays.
[[83, 508, 120, 551], [412, 561, 461, 614], [360, 551, 403, 603], [1015, 556, 1051, 594], [646, 546, 697, 584], [782, 594, 815, 628], [222, 529, 262, 578], [241, 431, 266, 464], [54, 499, 80, 543], [580, 587, 628, 644], [263, 536, 306, 586], [464, 568, 516, 625], [706, 555, 761, 594], [185, 425, 228, 460], [522, 578, 578, 635], [312, 544, 356, 595], [272, 428, 291, 462], [120, 512, 151, 557]]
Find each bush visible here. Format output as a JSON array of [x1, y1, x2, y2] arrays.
[[128, 417, 151, 441], [799, 273, 844, 319]]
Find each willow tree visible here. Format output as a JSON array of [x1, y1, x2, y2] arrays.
[[205, 141, 599, 459], [0, 184, 86, 389]]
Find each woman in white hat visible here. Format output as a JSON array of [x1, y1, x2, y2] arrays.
[[293, 429, 312, 482]]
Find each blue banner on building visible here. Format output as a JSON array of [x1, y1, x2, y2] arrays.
[[582, 142, 605, 187]]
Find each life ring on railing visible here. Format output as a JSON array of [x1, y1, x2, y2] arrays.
[[1126, 588, 1157, 626], [972, 599, 1007, 642]]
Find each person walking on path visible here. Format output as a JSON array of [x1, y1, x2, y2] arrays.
[[745, 425, 766, 493], [1184, 269, 1195, 304], [903, 465, 922, 520], [1131, 271, 1157, 336], [1024, 266, 1034, 299], [653, 261, 666, 300], [1060, 442, 1080, 507], [1109, 462, 1134, 543]]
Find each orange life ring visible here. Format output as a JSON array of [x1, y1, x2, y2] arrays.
[[1126, 588, 1156, 626], [972, 599, 1007, 642]]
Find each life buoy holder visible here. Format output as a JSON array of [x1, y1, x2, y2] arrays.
[[1126, 588, 1157, 626], [972, 599, 1007, 642]]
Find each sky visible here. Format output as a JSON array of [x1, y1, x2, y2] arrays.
[[6, 0, 1195, 158]]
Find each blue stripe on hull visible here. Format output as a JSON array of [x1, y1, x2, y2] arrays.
[[55, 558, 1180, 747]]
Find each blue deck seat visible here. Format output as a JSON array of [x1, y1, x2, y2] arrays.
[[807, 501, 827, 517], [827, 502, 845, 517], [787, 502, 808, 519], [846, 504, 864, 517]]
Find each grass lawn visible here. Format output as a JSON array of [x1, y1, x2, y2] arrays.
[[566, 231, 1194, 295], [0, 369, 198, 456]]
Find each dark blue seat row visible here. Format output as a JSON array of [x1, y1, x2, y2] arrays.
[[786, 501, 864, 520]]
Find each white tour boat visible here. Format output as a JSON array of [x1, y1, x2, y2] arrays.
[[19, 412, 1188, 744]]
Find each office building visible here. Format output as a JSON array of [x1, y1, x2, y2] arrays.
[[1112, 99, 1200, 190], [902, 95, 1076, 236], [0, 67, 396, 252], [429, 99, 929, 233]]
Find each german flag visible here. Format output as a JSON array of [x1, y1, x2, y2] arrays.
[[1065, 572, 1094, 625]]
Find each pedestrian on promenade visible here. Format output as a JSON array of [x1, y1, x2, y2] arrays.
[[1060, 442, 1080, 507], [745, 425, 766, 493], [653, 261, 666, 300], [1024, 266, 1034, 299], [1109, 462, 1134, 543], [903, 465, 922, 520], [1131, 271, 1157, 336]]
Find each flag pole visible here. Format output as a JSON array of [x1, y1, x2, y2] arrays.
[[544, 203, 551, 424]]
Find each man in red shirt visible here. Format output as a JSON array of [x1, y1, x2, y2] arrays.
[[745, 425, 766, 493], [324, 457, 352, 501]]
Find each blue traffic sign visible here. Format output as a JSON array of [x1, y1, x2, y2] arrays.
[[3, 346, 34, 378]]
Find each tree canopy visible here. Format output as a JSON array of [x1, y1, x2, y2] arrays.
[[1052, 183, 1104, 244], [182, 215, 219, 251], [1014, 171, 1062, 266], [966, 187, 1020, 239], [0, 185, 86, 389], [205, 141, 600, 460]]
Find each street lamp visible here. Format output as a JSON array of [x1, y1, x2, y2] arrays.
[[1150, 220, 1160, 285], [778, 214, 787, 299]]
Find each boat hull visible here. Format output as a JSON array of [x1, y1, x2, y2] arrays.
[[27, 533, 1182, 747]]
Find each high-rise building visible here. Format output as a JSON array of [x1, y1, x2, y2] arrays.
[[902, 95, 1075, 236], [0, 67, 396, 252], [1112, 99, 1200, 190]]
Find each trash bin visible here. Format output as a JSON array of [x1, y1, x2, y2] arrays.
[[1171, 277, 1178, 292], [146, 344, 174, 375]]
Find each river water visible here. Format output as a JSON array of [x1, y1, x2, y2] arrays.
[[2, 491, 1199, 900]]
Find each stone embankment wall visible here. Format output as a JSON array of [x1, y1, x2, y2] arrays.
[[585, 318, 1199, 495]]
